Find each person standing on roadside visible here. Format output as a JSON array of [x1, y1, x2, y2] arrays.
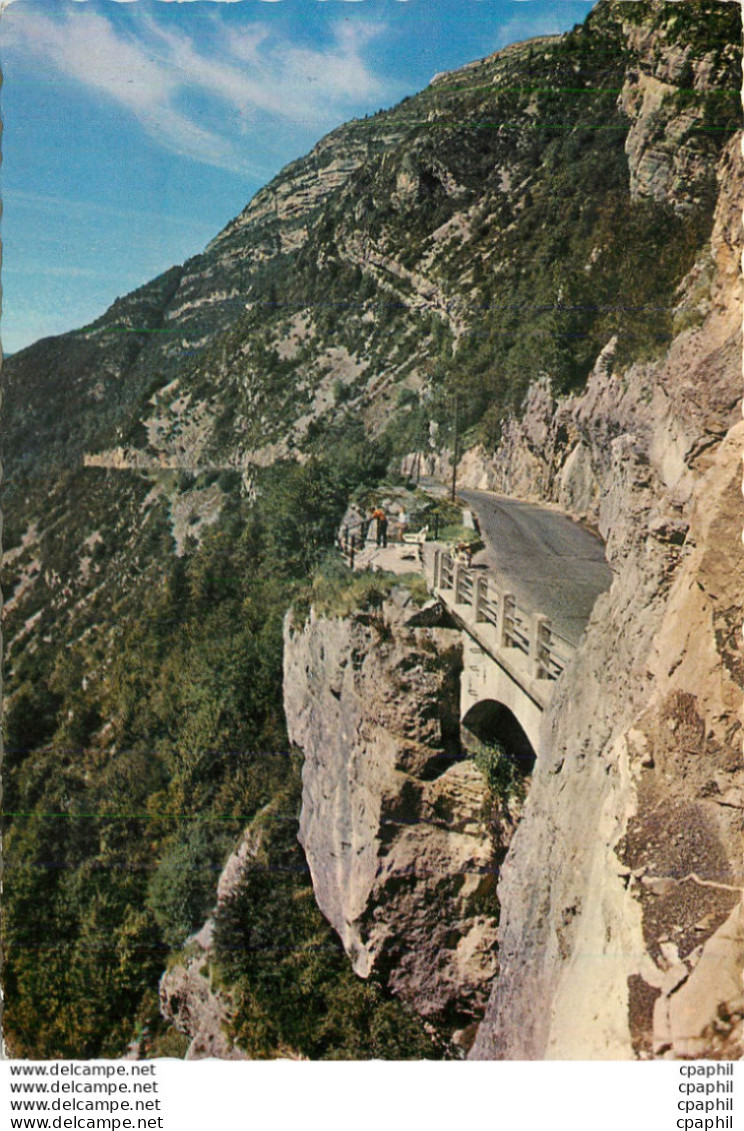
[[372, 507, 388, 548]]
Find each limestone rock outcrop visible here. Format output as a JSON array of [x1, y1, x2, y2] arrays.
[[159, 922, 247, 1061]]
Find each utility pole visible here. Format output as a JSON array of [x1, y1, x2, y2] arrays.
[[450, 391, 459, 502]]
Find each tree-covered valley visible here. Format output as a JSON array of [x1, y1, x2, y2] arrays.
[[1, 0, 741, 1058]]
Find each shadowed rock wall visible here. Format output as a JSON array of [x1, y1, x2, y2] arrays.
[[284, 589, 505, 1045]]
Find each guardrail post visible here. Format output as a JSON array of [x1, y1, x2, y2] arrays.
[[479, 578, 497, 630], [472, 575, 483, 622], [433, 548, 441, 589], [441, 552, 454, 591], [530, 614, 549, 679]]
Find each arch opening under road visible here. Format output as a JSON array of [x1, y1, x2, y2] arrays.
[[461, 698, 537, 777]]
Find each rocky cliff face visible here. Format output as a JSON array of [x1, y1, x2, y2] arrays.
[[469, 133, 743, 1060], [4, 2, 738, 670], [283, 590, 506, 1045], [4, 3, 738, 489], [619, 3, 733, 212]]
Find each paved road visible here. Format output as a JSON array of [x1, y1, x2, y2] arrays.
[[456, 488, 612, 646]]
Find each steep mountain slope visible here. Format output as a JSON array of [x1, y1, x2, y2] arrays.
[[1, 0, 741, 1058]]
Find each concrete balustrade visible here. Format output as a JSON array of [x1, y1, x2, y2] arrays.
[[425, 546, 580, 756]]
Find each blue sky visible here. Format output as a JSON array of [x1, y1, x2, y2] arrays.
[[0, 0, 595, 354]]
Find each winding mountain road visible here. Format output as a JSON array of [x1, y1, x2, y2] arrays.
[[455, 488, 613, 646]]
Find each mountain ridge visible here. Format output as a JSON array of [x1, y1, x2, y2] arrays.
[[1, 0, 742, 1059]]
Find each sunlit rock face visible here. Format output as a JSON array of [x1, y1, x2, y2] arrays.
[[2, 0, 741, 1061], [470, 133, 743, 1061]]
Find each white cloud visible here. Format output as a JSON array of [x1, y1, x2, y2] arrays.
[[0, 5, 392, 172]]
